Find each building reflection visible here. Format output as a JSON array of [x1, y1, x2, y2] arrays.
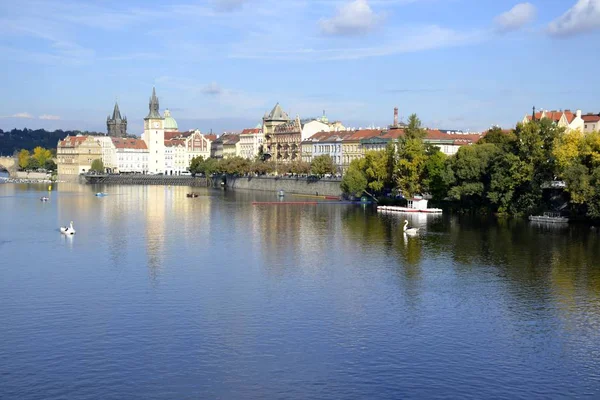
[[143, 186, 167, 281]]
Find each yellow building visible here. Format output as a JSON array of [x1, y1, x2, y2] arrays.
[[341, 129, 381, 170], [56, 135, 103, 176]]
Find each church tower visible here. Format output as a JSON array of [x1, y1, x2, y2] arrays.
[[107, 102, 127, 137], [143, 87, 165, 174]]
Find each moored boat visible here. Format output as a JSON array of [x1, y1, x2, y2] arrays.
[[529, 212, 569, 224]]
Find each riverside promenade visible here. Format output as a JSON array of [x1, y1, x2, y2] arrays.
[[83, 174, 209, 187]]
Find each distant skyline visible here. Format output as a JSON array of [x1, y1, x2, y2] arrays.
[[0, 0, 599, 134]]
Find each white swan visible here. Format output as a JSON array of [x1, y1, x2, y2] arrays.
[[403, 220, 419, 235], [60, 221, 76, 235]]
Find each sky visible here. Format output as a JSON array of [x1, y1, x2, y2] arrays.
[[0, 0, 599, 135]]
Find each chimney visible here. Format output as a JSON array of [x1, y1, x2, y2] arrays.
[[394, 107, 399, 127], [576, 110, 582, 118]]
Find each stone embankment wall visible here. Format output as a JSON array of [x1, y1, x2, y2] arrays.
[[225, 176, 342, 196], [15, 171, 51, 180], [84, 174, 209, 187]]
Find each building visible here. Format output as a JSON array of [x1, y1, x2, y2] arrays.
[[302, 130, 353, 171], [95, 136, 117, 173], [107, 102, 127, 137], [523, 109, 584, 132], [341, 129, 382, 170], [112, 138, 148, 174], [142, 87, 166, 175], [239, 127, 264, 159], [271, 117, 303, 163], [583, 113, 600, 133], [222, 134, 241, 158], [56, 135, 103, 175], [184, 130, 215, 164], [163, 109, 178, 132], [263, 103, 291, 159], [165, 139, 186, 175]]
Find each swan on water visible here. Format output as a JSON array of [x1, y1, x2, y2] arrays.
[[60, 221, 76, 235], [403, 220, 419, 235]]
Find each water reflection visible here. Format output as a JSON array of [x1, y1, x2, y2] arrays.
[[2, 183, 600, 399]]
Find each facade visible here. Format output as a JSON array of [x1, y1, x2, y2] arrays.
[[302, 131, 353, 170], [341, 129, 381, 170], [56, 135, 103, 175], [271, 117, 303, 163], [523, 109, 584, 132], [185, 130, 214, 164], [165, 139, 186, 175], [112, 138, 148, 174], [239, 128, 264, 159], [222, 134, 241, 158], [583, 113, 600, 133], [142, 88, 166, 174], [263, 103, 291, 159], [95, 136, 117, 172], [107, 102, 127, 137]]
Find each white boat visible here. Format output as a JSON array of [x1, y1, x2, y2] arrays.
[[60, 221, 76, 235], [378, 197, 442, 214], [40, 196, 49, 202], [529, 212, 569, 224]]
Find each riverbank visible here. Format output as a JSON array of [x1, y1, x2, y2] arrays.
[[224, 175, 343, 197], [0, 176, 56, 184]]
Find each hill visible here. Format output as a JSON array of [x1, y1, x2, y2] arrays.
[[0, 128, 105, 155]]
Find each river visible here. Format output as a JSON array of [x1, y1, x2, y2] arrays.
[[1, 182, 599, 399]]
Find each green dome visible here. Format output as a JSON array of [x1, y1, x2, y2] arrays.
[[163, 109, 178, 131]]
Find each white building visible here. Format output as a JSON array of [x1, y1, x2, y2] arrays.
[[583, 113, 600, 133], [522, 109, 584, 132], [95, 136, 117, 173], [112, 138, 148, 173], [239, 127, 264, 159], [165, 139, 187, 175], [142, 87, 166, 174]]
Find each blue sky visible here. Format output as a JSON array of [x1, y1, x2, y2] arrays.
[[0, 0, 599, 134]]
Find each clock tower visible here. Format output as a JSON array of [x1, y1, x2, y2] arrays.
[[143, 87, 165, 175]]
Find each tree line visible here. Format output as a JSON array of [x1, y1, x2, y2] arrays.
[[17, 147, 56, 171], [341, 113, 600, 218], [0, 128, 105, 156], [188, 154, 338, 178]]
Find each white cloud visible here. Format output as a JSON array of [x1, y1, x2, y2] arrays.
[[39, 114, 61, 120], [12, 112, 34, 119], [232, 25, 482, 60], [547, 0, 600, 37], [320, 0, 383, 36], [494, 3, 536, 32]]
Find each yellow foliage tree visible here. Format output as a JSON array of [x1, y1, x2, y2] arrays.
[[18, 149, 30, 170], [33, 146, 52, 167], [553, 130, 583, 170]]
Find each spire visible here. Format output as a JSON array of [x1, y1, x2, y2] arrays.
[[112, 102, 122, 120], [146, 86, 162, 119], [532, 106, 536, 121]]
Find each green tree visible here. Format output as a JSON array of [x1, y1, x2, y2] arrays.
[[189, 156, 206, 176], [90, 159, 104, 173], [341, 166, 368, 198], [290, 160, 311, 175], [27, 157, 40, 171], [362, 150, 389, 193], [44, 159, 57, 171], [396, 135, 427, 197], [422, 149, 447, 200], [404, 114, 427, 140], [18, 149, 30, 170], [310, 155, 336, 176]]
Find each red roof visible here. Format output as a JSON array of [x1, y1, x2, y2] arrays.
[[241, 128, 262, 135], [165, 131, 193, 140], [583, 114, 600, 123], [59, 135, 88, 147], [165, 139, 185, 147], [111, 137, 147, 150], [204, 134, 217, 141]]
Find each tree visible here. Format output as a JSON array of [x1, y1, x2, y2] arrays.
[[33, 146, 52, 167], [189, 156, 206, 176], [422, 149, 447, 200], [27, 157, 40, 171], [362, 150, 389, 193], [341, 166, 367, 198], [18, 149, 30, 170], [44, 159, 57, 171], [404, 114, 426, 140], [396, 135, 427, 197], [290, 160, 311, 175], [310, 155, 336, 176], [90, 159, 104, 173]]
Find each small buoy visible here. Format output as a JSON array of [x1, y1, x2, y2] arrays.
[[48, 185, 52, 191]]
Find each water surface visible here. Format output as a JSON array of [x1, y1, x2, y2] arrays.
[[1, 183, 600, 399]]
